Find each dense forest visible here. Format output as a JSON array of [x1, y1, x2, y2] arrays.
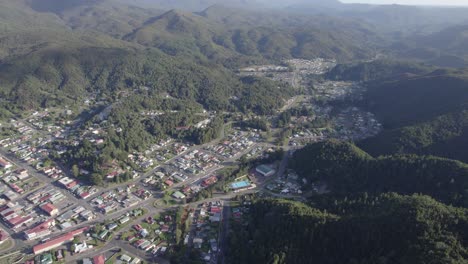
[[227, 195, 468, 264], [356, 69, 468, 162], [326, 59, 434, 82], [359, 110, 468, 163], [362, 69, 468, 129], [291, 140, 468, 207]]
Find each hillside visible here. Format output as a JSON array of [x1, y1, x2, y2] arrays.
[[123, 7, 377, 63], [291, 140, 468, 207], [227, 195, 468, 264], [0, 0, 382, 116], [388, 25, 468, 68], [363, 69, 468, 129], [0, 46, 272, 113], [326, 59, 434, 82], [359, 110, 468, 162], [356, 70, 468, 162]]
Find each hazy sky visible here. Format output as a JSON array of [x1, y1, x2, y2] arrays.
[[341, 0, 468, 6]]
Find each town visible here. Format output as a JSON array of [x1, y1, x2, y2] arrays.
[[0, 58, 382, 264]]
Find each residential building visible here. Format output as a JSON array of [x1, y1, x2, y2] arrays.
[[0, 157, 12, 169], [93, 255, 105, 264], [41, 203, 58, 216], [24, 219, 55, 240]]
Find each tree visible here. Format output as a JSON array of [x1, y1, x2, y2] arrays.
[[91, 173, 104, 186], [72, 164, 79, 177]]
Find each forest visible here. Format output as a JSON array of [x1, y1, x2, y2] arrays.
[[326, 59, 434, 82], [291, 140, 468, 207], [354, 69, 468, 163], [227, 194, 468, 264]]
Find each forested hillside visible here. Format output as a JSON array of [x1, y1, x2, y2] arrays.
[[227, 195, 468, 264], [0, 48, 239, 111], [291, 140, 468, 207], [363, 69, 468, 129], [357, 70, 468, 162], [0, 0, 379, 118], [326, 59, 434, 82], [123, 7, 375, 63], [359, 110, 468, 163]]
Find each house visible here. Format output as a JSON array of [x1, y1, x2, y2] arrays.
[[24, 219, 55, 240], [193, 238, 203, 249], [41, 203, 58, 216], [0, 157, 12, 169], [172, 191, 186, 199], [98, 230, 109, 240], [140, 229, 149, 238], [130, 258, 141, 264], [16, 169, 29, 180], [74, 241, 92, 253], [120, 254, 132, 262], [119, 216, 130, 225], [56, 250, 64, 260], [164, 180, 174, 187], [107, 223, 118, 231], [210, 238, 218, 252], [82, 259, 93, 264], [40, 253, 53, 264], [209, 213, 221, 222], [210, 206, 222, 214], [201, 176, 218, 187], [93, 255, 105, 264], [58, 177, 78, 190]]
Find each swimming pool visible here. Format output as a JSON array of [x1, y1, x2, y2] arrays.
[[230, 180, 251, 190]]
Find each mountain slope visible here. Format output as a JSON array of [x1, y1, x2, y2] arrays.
[[123, 7, 376, 63], [326, 59, 434, 82], [227, 195, 468, 264], [291, 140, 468, 207], [364, 69, 468, 129], [356, 70, 468, 162]]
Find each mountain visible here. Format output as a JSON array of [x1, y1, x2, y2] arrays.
[[359, 110, 468, 163], [227, 195, 468, 264], [326, 59, 435, 82], [355, 70, 468, 162], [363, 69, 468, 129], [123, 6, 377, 64], [0, 0, 379, 123], [115, 0, 257, 11], [291, 140, 468, 207], [384, 23, 468, 68]]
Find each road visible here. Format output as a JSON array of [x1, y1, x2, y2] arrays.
[[0, 148, 95, 212], [218, 201, 231, 264], [0, 109, 293, 263]]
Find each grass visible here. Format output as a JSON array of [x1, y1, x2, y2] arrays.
[[105, 253, 121, 264], [0, 239, 13, 252]]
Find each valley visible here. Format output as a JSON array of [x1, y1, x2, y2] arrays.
[[0, 0, 468, 264]]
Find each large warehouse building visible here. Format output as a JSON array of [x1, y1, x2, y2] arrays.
[[256, 165, 276, 177]]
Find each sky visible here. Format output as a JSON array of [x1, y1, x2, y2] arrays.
[[341, 0, 468, 6]]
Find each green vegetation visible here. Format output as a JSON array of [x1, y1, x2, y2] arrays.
[[358, 70, 468, 163], [238, 118, 269, 132], [291, 140, 468, 207], [363, 69, 468, 129], [326, 59, 434, 82], [360, 110, 468, 162], [237, 76, 295, 115], [227, 194, 468, 264]]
